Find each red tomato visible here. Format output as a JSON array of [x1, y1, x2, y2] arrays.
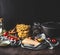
[[3, 32, 8, 36], [8, 37, 11, 39], [51, 38, 57, 43], [8, 36, 19, 41], [5, 36, 8, 38], [10, 37, 14, 40]]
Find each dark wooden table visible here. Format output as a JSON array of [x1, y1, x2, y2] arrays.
[[0, 45, 60, 55]]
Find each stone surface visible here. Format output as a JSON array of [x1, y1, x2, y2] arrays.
[[0, 45, 60, 55]]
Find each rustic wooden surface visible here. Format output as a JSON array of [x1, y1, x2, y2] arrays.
[[0, 45, 60, 55]]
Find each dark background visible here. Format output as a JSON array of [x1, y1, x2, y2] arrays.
[[0, 1, 60, 55], [0, 0, 58, 30]]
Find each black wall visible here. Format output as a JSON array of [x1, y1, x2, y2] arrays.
[[0, 0, 57, 30], [0, 1, 1, 17]]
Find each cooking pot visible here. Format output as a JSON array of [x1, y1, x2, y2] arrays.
[[41, 22, 60, 37]]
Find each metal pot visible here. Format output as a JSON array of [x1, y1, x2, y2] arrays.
[[41, 22, 60, 37]]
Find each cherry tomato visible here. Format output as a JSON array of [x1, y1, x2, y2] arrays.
[[8, 37, 11, 39], [3, 32, 8, 36], [51, 38, 57, 43], [5, 36, 8, 38], [10, 37, 14, 40]]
